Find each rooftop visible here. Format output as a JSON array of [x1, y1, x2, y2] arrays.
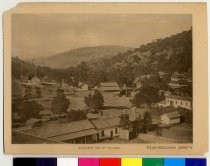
[[166, 95, 192, 101], [100, 82, 119, 87], [20, 119, 95, 138], [162, 111, 181, 118], [91, 117, 120, 129], [49, 129, 98, 142]]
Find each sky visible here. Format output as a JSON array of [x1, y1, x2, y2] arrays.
[[12, 14, 192, 60]]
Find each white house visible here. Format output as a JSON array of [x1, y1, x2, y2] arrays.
[[99, 82, 120, 92], [168, 72, 188, 89], [161, 111, 181, 125], [157, 95, 192, 110], [91, 117, 120, 140]]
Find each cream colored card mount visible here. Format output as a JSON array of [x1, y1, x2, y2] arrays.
[[3, 2, 208, 155]]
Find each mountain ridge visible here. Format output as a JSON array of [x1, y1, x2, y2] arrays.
[[35, 45, 132, 69]]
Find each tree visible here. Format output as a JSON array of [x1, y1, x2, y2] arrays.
[[24, 87, 34, 99], [19, 100, 43, 121], [51, 88, 70, 114], [132, 116, 143, 135], [142, 112, 152, 133], [69, 109, 87, 121], [133, 85, 161, 108], [119, 114, 130, 130], [35, 87, 41, 98], [84, 90, 104, 110]]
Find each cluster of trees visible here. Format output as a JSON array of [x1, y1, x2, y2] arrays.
[[120, 111, 152, 136], [132, 85, 162, 108], [12, 85, 43, 124], [133, 29, 192, 73], [68, 109, 87, 122], [51, 88, 70, 114], [84, 90, 104, 111]]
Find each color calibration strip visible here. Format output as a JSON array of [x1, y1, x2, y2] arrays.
[[13, 158, 207, 166]]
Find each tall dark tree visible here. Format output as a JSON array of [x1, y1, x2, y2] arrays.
[[69, 109, 87, 121], [119, 114, 130, 130], [132, 116, 143, 135], [35, 87, 42, 98], [76, 61, 89, 83], [133, 85, 161, 108], [84, 90, 104, 111], [142, 111, 152, 133], [51, 88, 70, 114], [19, 100, 43, 121]]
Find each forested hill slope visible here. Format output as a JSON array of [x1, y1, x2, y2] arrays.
[[12, 29, 192, 88], [91, 29, 192, 76]]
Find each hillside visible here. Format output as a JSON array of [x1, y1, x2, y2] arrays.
[[92, 29, 192, 74], [36, 45, 131, 69], [87, 29, 192, 84], [13, 29, 192, 88]]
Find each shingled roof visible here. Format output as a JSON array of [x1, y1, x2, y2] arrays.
[[100, 82, 119, 87], [166, 95, 192, 101], [21, 119, 95, 138], [162, 111, 181, 119], [91, 117, 120, 129]]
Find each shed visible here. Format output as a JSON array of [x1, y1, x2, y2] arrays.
[[161, 111, 181, 125]]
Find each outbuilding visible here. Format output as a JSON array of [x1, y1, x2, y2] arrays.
[[161, 111, 181, 125], [99, 82, 120, 92]]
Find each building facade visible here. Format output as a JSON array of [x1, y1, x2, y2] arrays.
[[91, 117, 120, 140], [99, 82, 120, 92], [157, 95, 192, 110]]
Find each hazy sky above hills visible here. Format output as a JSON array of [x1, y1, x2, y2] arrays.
[[12, 14, 192, 60]]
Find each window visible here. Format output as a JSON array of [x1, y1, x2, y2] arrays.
[[186, 102, 188, 106], [102, 130, 104, 136], [115, 128, 118, 134], [181, 102, 182, 105]]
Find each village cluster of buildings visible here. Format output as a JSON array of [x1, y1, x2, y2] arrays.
[[13, 70, 192, 143], [13, 107, 184, 144]]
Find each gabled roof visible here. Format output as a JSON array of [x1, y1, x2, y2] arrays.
[[21, 119, 95, 138], [91, 117, 120, 129], [162, 111, 181, 118], [166, 95, 192, 101], [49, 129, 98, 142], [100, 82, 119, 87]]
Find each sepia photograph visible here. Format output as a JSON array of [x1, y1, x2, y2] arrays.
[[3, 3, 208, 155], [11, 13, 193, 144]]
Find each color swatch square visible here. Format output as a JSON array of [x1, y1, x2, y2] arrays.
[[57, 158, 78, 166], [100, 158, 121, 166], [122, 158, 142, 166], [36, 158, 57, 166], [164, 158, 185, 166], [14, 158, 36, 166], [185, 158, 206, 166], [143, 158, 164, 166], [79, 158, 99, 166]]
